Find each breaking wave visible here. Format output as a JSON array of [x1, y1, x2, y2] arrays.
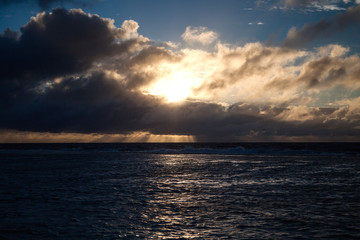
[[0, 143, 359, 156]]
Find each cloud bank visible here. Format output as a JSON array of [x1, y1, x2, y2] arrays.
[[1, 8, 359, 142]]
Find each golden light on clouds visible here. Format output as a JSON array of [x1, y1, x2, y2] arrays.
[[0, 130, 195, 143]]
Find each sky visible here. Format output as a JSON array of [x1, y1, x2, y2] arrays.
[[1, 0, 360, 142]]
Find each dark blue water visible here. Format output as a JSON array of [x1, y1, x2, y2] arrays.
[[0, 143, 359, 239]]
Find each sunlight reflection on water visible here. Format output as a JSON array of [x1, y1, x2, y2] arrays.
[[1, 151, 359, 239]]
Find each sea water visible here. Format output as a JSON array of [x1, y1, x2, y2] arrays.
[[0, 143, 359, 239]]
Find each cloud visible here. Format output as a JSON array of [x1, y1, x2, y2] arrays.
[[0, 8, 359, 142], [280, 0, 358, 7], [193, 42, 307, 96], [2, 67, 359, 141], [265, 52, 360, 92], [0, 0, 89, 10], [281, 0, 326, 8], [3, 68, 358, 141], [181, 26, 218, 46], [279, 0, 348, 11], [248, 22, 264, 25], [121, 19, 139, 39], [1, 71, 160, 133], [0, 129, 195, 143], [0, 8, 146, 88], [283, 5, 360, 48], [185, 42, 360, 109]]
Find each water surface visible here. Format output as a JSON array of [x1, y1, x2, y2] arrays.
[[0, 143, 359, 239]]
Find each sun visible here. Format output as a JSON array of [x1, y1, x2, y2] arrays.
[[145, 70, 201, 103], [163, 80, 190, 102]]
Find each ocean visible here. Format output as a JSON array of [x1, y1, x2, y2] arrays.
[[0, 143, 359, 239]]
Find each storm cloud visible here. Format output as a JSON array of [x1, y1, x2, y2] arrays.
[[0, 8, 143, 81]]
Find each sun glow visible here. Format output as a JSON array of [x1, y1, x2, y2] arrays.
[[146, 69, 202, 102]]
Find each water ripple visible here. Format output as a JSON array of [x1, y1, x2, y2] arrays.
[[0, 151, 359, 239]]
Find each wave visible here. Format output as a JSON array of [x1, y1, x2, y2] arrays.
[[0, 143, 359, 156]]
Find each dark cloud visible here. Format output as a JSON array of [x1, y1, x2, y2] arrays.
[[0, 70, 264, 137], [283, 5, 360, 48], [0, 0, 89, 10], [0, 8, 150, 130], [0, 8, 142, 88], [1, 72, 159, 133]]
